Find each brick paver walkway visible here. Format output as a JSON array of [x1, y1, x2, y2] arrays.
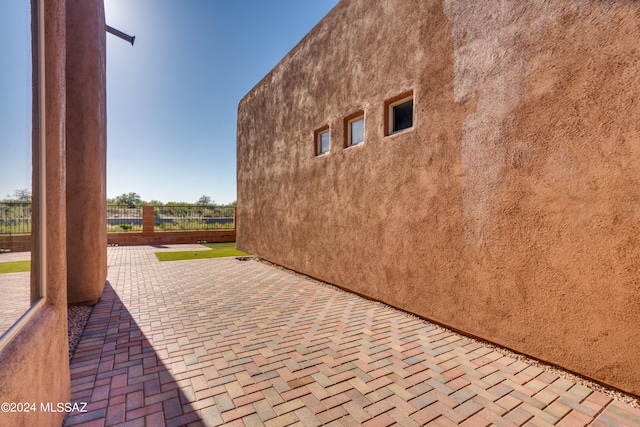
[[65, 245, 640, 427]]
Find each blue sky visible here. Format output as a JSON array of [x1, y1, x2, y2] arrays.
[[0, 0, 31, 201], [105, 0, 338, 204], [0, 0, 338, 204]]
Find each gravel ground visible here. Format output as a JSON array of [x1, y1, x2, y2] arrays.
[[68, 305, 93, 361]]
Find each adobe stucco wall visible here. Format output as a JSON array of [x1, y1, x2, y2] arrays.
[[0, 0, 70, 425], [237, 0, 640, 395], [66, 0, 108, 306]]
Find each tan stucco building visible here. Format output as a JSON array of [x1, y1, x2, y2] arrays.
[[0, 0, 107, 424], [237, 0, 640, 396]]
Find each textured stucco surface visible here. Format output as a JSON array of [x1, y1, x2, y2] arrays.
[[0, 0, 71, 424], [237, 0, 640, 395], [65, 0, 107, 305]]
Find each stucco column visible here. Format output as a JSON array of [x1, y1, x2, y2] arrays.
[[65, 0, 107, 305], [142, 206, 155, 236]]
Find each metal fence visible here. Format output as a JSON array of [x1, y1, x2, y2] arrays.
[[0, 203, 32, 235], [106, 204, 235, 232], [106, 204, 143, 232], [154, 205, 234, 231], [1, 203, 235, 235]]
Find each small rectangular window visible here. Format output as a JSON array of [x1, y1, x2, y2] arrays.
[[385, 91, 414, 136], [344, 111, 365, 147], [315, 126, 330, 155]]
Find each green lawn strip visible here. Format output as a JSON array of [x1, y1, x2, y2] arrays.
[[0, 260, 31, 274], [201, 242, 241, 251], [155, 242, 250, 262]]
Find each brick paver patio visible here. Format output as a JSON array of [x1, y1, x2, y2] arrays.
[[65, 245, 640, 426]]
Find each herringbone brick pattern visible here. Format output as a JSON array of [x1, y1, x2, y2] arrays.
[[65, 245, 640, 426]]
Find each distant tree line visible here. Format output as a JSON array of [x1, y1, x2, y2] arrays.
[[106, 192, 236, 208], [2, 189, 32, 203], [2, 189, 238, 209]]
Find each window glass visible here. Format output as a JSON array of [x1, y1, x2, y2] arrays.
[[349, 117, 364, 146], [0, 0, 40, 341], [392, 99, 413, 133], [318, 130, 330, 155]]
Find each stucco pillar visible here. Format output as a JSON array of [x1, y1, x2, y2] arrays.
[[65, 0, 107, 305], [142, 206, 155, 236]]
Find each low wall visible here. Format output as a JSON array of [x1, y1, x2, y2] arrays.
[[107, 229, 235, 246], [0, 235, 31, 253], [1, 233, 237, 254]]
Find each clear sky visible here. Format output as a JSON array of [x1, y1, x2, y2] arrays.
[[0, 0, 32, 201], [105, 0, 338, 204], [0, 0, 338, 205]]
